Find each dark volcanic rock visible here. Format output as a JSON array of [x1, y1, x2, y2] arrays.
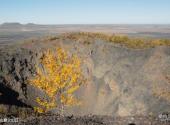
[[0, 47, 45, 115], [0, 36, 170, 118]]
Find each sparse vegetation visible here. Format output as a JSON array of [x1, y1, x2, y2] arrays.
[[47, 32, 170, 49], [29, 48, 85, 113]]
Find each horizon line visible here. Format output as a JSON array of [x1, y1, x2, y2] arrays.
[[1, 22, 170, 25]]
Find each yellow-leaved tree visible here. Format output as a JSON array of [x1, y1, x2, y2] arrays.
[[29, 48, 85, 113]]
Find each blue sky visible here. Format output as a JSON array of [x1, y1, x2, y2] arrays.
[[0, 0, 170, 24]]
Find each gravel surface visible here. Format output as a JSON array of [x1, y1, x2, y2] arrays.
[[2, 114, 170, 125]]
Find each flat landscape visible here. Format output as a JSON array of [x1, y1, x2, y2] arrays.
[[1, 23, 170, 45]]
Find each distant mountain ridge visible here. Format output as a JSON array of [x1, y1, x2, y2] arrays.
[[0, 22, 43, 29], [0, 22, 36, 26]]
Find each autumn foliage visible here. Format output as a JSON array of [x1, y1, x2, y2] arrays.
[[29, 48, 85, 113]]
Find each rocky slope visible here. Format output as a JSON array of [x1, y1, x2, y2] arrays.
[[0, 33, 170, 123]]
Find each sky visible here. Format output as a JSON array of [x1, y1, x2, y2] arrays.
[[0, 0, 170, 24]]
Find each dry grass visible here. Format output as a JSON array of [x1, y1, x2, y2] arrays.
[[47, 32, 170, 49]]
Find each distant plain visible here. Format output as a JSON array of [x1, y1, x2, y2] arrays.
[[1, 23, 170, 45]]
